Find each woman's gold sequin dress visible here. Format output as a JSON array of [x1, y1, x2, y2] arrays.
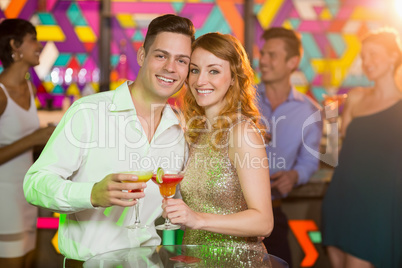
[[180, 116, 267, 254]]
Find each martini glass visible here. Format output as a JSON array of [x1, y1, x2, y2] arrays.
[[323, 93, 347, 108], [322, 93, 348, 126], [151, 170, 184, 230], [122, 170, 153, 229]]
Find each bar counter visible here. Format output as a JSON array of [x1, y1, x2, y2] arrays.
[[282, 168, 333, 267], [32, 168, 333, 268]]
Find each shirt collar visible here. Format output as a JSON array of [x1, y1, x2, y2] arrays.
[[288, 87, 304, 102], [111, 81, 135, 112], [258, 83, 304, 103], [161, 104, 181, 125]]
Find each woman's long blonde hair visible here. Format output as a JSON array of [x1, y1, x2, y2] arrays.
[[183, 32, 264, 146]]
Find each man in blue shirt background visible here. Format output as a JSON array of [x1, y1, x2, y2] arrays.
[[256, 27, 323, 267]]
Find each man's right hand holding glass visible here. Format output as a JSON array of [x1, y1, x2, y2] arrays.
[[90, 173, 147, 207]]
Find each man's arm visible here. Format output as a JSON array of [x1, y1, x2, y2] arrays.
[[271, 105, 323, 197], [24, 101, 148, 213], [293, 115, 322, 186], [23, 101, 95, 214]]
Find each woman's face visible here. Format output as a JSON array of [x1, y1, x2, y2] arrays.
[[188, 47, 233, 116], [16, 33, 43, 67], [361, 41, 395, 81]]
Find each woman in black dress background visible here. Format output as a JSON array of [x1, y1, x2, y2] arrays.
[[322, 28, 402, 268]]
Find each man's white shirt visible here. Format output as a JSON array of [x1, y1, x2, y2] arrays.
[[24, 81, 188, 260]]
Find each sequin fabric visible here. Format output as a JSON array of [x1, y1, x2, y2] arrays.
[[179, 245, 272, 267], [180, 116, 268, 256]]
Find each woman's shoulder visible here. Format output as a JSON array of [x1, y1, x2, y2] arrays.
[[229, 115, 264, 146], [347, 87, 370, 104], [229, 115, 258, 131]]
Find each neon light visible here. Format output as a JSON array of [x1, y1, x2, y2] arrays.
[[51, 231, 60, 254], [37, 217, 59, 229], [289, 220, 319, 267], [308, 231, 322, 244]]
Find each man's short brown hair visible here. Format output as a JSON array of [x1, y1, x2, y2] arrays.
[[261, 27, 302, 60], [143, 14, 195, 54]]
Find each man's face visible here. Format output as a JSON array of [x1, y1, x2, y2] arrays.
[[259, 38, 296, 84], [137, 32, 192, 101]]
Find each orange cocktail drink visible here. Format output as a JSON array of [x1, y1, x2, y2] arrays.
[[152, 169, 184, 230], [152, 173, 184, 198], [323, 93, 347, 107]]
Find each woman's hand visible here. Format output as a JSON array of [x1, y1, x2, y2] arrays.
[[30, 125, 56, 146], [162, 199, 204, 230]]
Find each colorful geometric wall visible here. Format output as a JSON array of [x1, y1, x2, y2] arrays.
[[1, 0, 401, 109]]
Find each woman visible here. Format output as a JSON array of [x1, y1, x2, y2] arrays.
[[0, 19, 55, 267], [163, 33, 273, 254], [322, 28, 402, 268]]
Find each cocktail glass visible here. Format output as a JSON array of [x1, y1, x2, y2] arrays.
[[151, 171, 184, 230], [322, 93, 348, 122], [323, 93, 347, 108], [123, 170, 153, 229]]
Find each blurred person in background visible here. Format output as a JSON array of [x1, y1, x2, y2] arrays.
[[322, 28, 402, 268], [0, 18, 55, 268], [256, 27, 322, 267]]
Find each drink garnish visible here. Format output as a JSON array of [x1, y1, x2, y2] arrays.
[[156, 167, 164, 184]]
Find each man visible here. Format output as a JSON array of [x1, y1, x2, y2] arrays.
[[23, 14, 194, 265], [256, 27, 322, 267]]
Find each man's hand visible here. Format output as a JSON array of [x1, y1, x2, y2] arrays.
[[91, 173, 147, 207], [270, 170, 299, 196]]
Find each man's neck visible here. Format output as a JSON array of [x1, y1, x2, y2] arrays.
[[130, 81, 166, 118], [129, 82, 167, 142], [264, 80, 292, 111]]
